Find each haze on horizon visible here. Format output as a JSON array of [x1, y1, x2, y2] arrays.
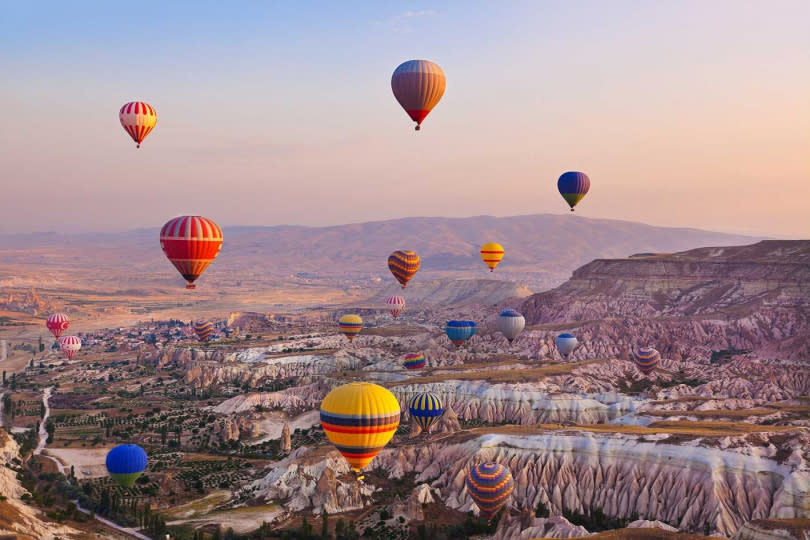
[[1, 1, 808, 238]]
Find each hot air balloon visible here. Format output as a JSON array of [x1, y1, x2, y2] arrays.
[[555, 333, 578, 358], [445, 320, 476, 347], [194, 320, 215, 342], [385, 295, 406, 318], [58, 336, 81, 360], [119, 101, 157, 148], [388, 250, 420, 288], [106, 444, 148, 488], [480, 243, 505, 272], [633, 346, 661, 375], [403, 352, 426, 370], [497, 309, 525, 343], [46, 313, 69, 339], [557, 171, 590, 212], [391, 60, 446, 131], [338, 314, 363, 342], [320, 382, 400, 481], [466, 462, 515, 520], [160, 216, 223, 289], [408, 392, 443, 434]]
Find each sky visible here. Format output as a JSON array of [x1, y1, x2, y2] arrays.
[[1, 1, 808, 237]]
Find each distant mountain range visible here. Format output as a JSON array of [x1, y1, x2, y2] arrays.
[[0, 214, 760, 291]]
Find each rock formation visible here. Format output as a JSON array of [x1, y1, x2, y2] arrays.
[[281, 422, 291, 454], [0, 430, 81, 539]]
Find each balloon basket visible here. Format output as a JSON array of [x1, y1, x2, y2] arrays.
[[186, 284, 196, 290]]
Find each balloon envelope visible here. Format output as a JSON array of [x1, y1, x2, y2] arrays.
[[160, 216, 223, 289], [445, 321, 476, 347], [403, 353, 426, 370], [555, 333, 578, 358], [633, 347, 661, 374], [557, 171, 590, 211], [194, 321, 215, 342], [339, 314, 363, 341], [391, 60, 446, 130], [106, 444, 148, 488], [388, 250, 420, 288], [320, 382, 400, 475], [497, 309, 525, 343], [46, 313, 69, 339], [58, 335, 81, 360], [408, 392, 443, 433], [119, 101, 157, 148], [480, 242, 505, 272], [385, 295, 406, 318], [466, 462, 514, 520]]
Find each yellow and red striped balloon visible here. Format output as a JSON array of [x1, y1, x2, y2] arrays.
[[119, 101, 157, 148], [388, 250, 420, 288], [338, 314, 363, 341], [320, 382, 400, 478], [480, 242, 504, 272]]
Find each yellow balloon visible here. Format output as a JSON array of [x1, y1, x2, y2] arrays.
[[480, 242, 504, 272], [338, 314, 363, 341], [320, 382, 401, 476]]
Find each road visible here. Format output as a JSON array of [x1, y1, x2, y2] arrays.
[[32, 386, 155, 539], [33, 386, 52, 456], [72, 499, 154, 540]]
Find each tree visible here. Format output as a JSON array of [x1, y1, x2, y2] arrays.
[[2, 371, 5, 385], [535, 500, 550, 518], [299, 517, 313, 537], [38, 336, 44, 352], [321, 508, 330, 539]]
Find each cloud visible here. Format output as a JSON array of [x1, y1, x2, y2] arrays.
[[386, 9, 436, 32]]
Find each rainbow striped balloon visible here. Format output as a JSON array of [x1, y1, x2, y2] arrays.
[[480, 242, 505, 272], [466, 462, 515, 520], [408, 392, 443, 433], [338, 314, 363, 341], [194, 320, 215, 342], [403, 353, 426, 370], [557, 171, 590, 212], [320, 382, 400, 477], [388, 250, 420, 288], [633, 346, 661, 374]]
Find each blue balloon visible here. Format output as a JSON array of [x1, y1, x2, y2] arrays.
[[106, 444, 148, 488], [557, 171, 590, 211], [445, 320, 476, 347]]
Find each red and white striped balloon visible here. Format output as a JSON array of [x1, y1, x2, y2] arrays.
[[58, 335, 82, 360], [119, 101, 157, 148], [385, 295, 406, 318], [160, 216, 223, 289], [46, 313, 70, 339]]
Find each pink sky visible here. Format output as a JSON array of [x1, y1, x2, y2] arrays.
[[1, 2, 808, 237]]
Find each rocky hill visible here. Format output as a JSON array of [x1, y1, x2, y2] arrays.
[[521, 240, 810, 362]]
